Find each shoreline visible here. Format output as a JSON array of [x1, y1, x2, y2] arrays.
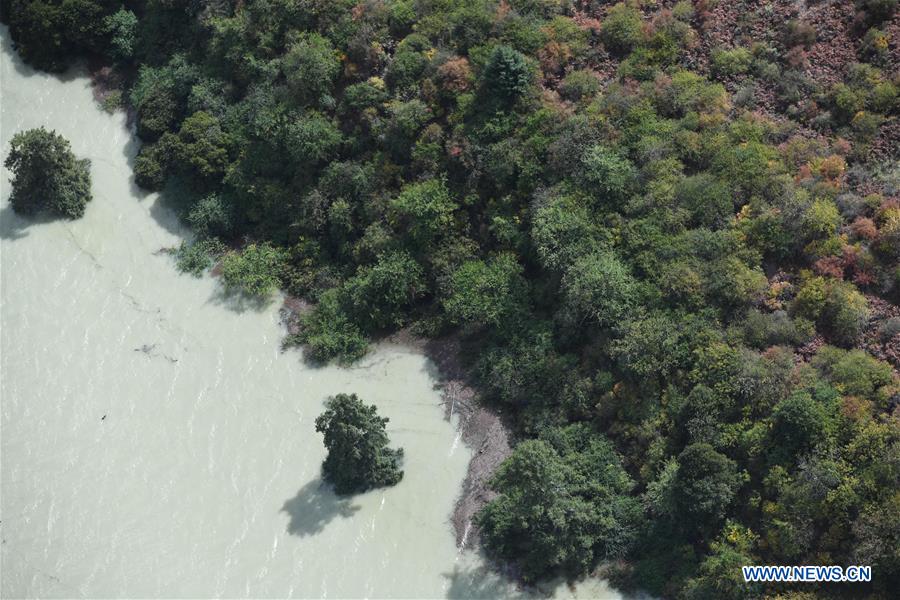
[[278, 297, 512, 550], [385, 329, 512, 550]]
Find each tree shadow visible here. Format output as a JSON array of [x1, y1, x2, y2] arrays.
[[0, 204, 30, 240], [1, 26, 37, 79], [147, 192, 191, 239], [0, 204, 58, 240], [1, 25, 86, 82], [206, 283, 275, 314], [281, 478, 361, 537]]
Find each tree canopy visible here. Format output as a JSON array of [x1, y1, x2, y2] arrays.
[[5, 127, 92, 219], [314, 393, 403, 495], [7, 0, 900, 596]]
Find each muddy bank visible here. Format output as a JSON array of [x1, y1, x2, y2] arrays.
[[389, 329, 513, 549], [279, 297, 513, 549]]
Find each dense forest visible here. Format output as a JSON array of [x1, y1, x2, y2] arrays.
[[3, 1, 899, 597]]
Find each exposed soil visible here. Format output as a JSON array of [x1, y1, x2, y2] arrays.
[[279, 295, 312, 336], [385, 329, 513, 549], [278, 299, 513, 550], [862, 294, 900, 371]]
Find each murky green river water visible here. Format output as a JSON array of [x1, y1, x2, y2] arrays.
[[0, 27, 623, 599]]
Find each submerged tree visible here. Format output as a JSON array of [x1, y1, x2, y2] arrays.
[[314, 393, 403, 495], [5, 127, 92, 218]]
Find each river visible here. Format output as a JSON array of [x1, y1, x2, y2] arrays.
[[0, 27, 623, 599]]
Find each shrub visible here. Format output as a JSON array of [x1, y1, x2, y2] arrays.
[[821, 281, 869, 346], [860, 28, 890, 63], [298, 289, 369, 363], [559, 69, 602, 103], [812, 346, 893, 399], [711, 47, 753, 78], [740, 309, 816, 349], [802, 198, 841, 242], [220, 243, 288, 297], [871, 81, 898, 113], [878, 317, 900, 341], [832, 83, 866, 124], [579, 145, 636, 205], [793, 276, 869, 346], [857, 0, 898, 25], [784, 20, 817, 50], [173, 238, 227, 277], [601, 3, 644, 56]]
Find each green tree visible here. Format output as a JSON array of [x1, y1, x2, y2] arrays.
[[283, 112, 343, 170], [852, 493, 900, 593], [171, 111, 233, 184], [681, 522, 761, 600], [103, 8, 137, 61], [282, 33, 341, 105], [130, 57, 198, 142], [133, 142, 168, 190], [340, 251, 425, 330], [4, 0, 116, 71], [673, 443, 743, 534], [769, 392, 831, 463], [5, 127, 92, 218], [388, 178, 457, 249], [675, 174, 733, 228], [443, 253, 527, 328], [134, 84, 179, 141], [478, 426, 639, 581], [315, 393, 404, 495], [187, 193, 234, 239], [561, 251, 638, 328], [578, 145, 636, 205], [381, 99, 431, 162], [385, 34, 431, 92], [481, 45, 532, 105], [531, 194, 603, 271]]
